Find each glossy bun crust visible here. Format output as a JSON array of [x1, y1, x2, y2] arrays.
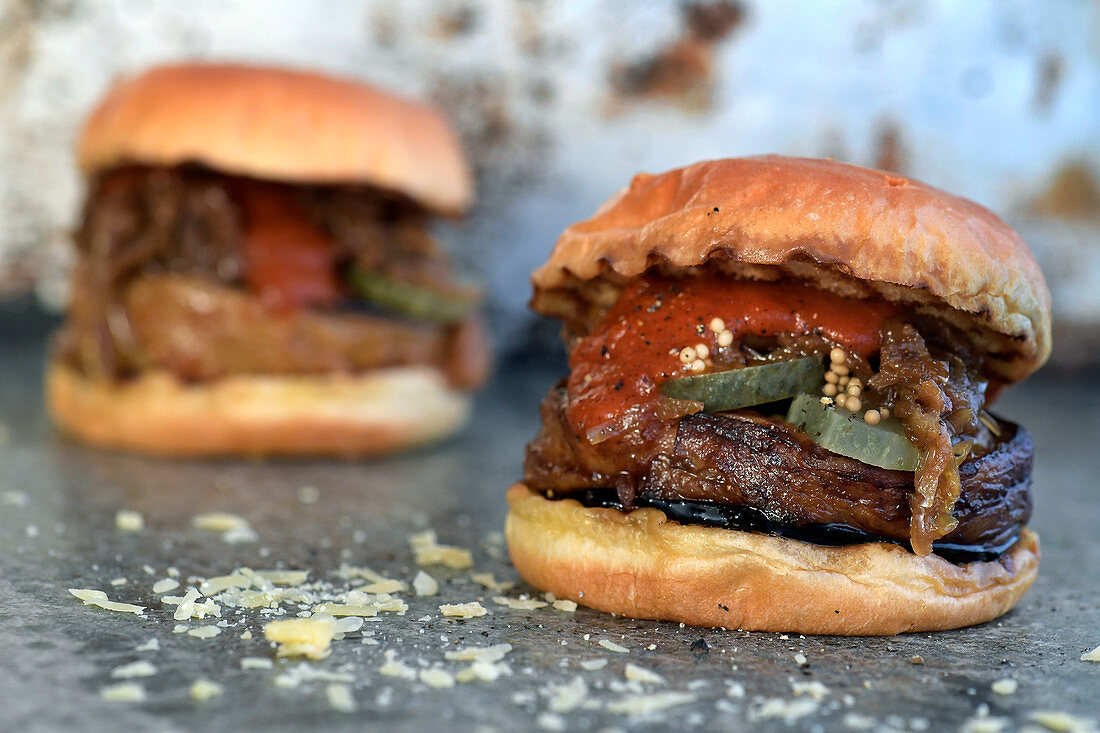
[[79, 63, 473, 215], [505, 484, 1039, 635], [532, 156, 1051, 382], [47, 361, 470, 457]]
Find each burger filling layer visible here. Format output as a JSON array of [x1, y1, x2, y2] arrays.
[[524, 275, 1032, 562], [56, 165, 488, 389]]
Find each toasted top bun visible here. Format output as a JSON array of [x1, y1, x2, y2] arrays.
[[78, 63, 473, 215], [532, 156, 1051, 382]]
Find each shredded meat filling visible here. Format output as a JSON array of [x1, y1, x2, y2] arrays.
[[523, 276, 1026, 560], [59, 165, 484, 388]]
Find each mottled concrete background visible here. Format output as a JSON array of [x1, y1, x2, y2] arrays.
[[0, 0, 1098, 362]]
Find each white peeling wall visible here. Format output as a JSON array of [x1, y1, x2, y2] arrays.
[[0, 0, 1097, 361]]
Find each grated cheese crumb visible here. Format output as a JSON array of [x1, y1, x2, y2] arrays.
[[100, 683, 146, 702], [439, 602, 488, 618], [624, 663, 665, 685], [749, 698, 820, 724], [552, 600, 578, 612], [0, 490, 28, 507], [455, 661, 510, 683], [241, 657, 273, 670], [69, 588, 144, 615], [264, 616, 336, 660], [135, 638, 159, 653], [413, 570, 438, 597], [580, 659, 608, 671], [152, 578, 180, 594], [1082, 645, 1100, 662], [115, 510, 145, 532], [494, 595, 548, 611], [173, 624, 188, 634], [109, 577, 127, 586], [359, 579, 406, 594], [599, 639, 629, 654], [469, 572, 514, 593], [190, 678, 224, 701], [312, 604, 378, 617], [409, 530, 473, 569], [445, 643, 513, 663], [548, 677, 588, 713], [991, 679, 1018, 696], [607, 691, 696, 716], [326, 683, 356, 713], [188, 625, 221, 639], [240, 630, 252, 640], [191, 512, 257, 543], [1028, 710, 1098, 732], [200, 574, 250, 595], [419, 668, 456, 688], [537, 712, 567, 731], [379, 651, 417, 680], [111, 660, 157, 679], [792, 680, 830, 701]]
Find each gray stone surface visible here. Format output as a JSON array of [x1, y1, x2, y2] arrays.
[[0, 329, 1097, 732]]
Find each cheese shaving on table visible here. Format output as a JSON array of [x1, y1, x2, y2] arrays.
[[190, 679, 224, 701], [1028, 710, 1099, 732], [439, 602, 487, 618], [552, 600, 578, 612], [469, 572, 514, 592], [598, 639, 629, 653], [326, 683, 356, 712], [455, 661, 510, 683], [111, 661, 157, 679], [241, 657, 273, 670], [418, 668, 455, 688], [69, 588, 144, 615], [624, 663, 665, 685], [357, 579, 406, 594], [379, 651, 416, 679], [100, 683, 146, 702], [188, 625, 221, 639], [264, 616, 336, 660], [152, 578, 179, 594], [1081, 644, 1100, 662], [408, 530, 473, 569], [115, 510, 145, 532], [444, 643, 512, 663], [607, 691, 697, 716], [190, 512, 257, 543], [494, 595, 548, 610], [412, 570, 438, 597], [547, 677, 588, 714]]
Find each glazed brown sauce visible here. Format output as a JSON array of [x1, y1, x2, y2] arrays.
[[566, 276, 899, 443]]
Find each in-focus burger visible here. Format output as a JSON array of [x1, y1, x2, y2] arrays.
[[506, 156, 1049, 635], [48, 63, 489, 456]]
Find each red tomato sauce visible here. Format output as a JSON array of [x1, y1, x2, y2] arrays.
[[238, 185, 340, 313], [566, 276, 899, 443]]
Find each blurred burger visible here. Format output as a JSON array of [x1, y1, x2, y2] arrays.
[[506, 155, 1049, 635], [48, 63, 489, 456]]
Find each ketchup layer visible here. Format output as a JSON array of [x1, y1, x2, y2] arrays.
[[565, 276, 898, 444]]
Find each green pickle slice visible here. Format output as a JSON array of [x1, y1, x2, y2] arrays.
[[348, 268, 479, 324], [662, 357, 825, 412], [786, 392, 918, 471]]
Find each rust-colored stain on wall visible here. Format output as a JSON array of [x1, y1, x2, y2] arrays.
[[1031, 161, 1100, 220], [873, 120, 907, 175], [1033, 52, 1064, 115], [608, 1, 746, 112]]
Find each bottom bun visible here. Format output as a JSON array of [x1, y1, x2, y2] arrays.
[[47, 360, 471, 457], [505, 484, 1039, 635]]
